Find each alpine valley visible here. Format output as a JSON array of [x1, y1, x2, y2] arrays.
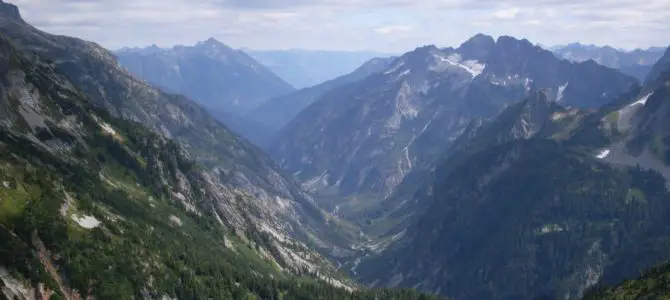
[[271, 34, 638, 219], [0, 1, 437, 299], [2, 0, 670, 299]]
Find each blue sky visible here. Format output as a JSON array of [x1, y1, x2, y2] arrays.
[[11, 0, 670, 52]]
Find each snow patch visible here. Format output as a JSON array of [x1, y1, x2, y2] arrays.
[[432, 53, 485, 79], [461, 59, 486, 78], [395, 69, 411, 80], [99, 122, 117, 136], [557, 82, 569, 102], [628, 92, 653, 107], [72, 214, 101, 229], [384, 61, 405, 74], [596, 149, 610, 159]]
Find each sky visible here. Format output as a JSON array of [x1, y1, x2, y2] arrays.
[[10, 0, 670, 53]]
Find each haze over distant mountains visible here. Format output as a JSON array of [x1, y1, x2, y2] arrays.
[[247, 56, 396, 131], [246, 49, 395, 89], [115, 41, 396, 146], [552, 43, 665, 81], [115, 39, 295, 115]]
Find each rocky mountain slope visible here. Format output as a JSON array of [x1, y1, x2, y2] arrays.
[[355, 47, 670, 300], [552, 43, 665, 81], [272, 34, 638, 205], [115, 39, 295, 114], [595, 48, 670, 185], [249, 56, 395, 131], [583, 263, 670, 299], [0, 33, 324, 298], [0, 0, 356, 275], [247, 49, 393, 89]]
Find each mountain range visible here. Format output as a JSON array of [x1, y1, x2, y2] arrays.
[[272, 34, 638, 205], [115, 39, 295, 115], [114, 43, 397, 147], [552, 43, 665, 81], [353, 46, 670, 300]]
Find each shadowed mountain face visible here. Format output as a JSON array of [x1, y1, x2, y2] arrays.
[[272, 34, 638, 203], [643, 47, 670, 91], [552, 43, 666, 81], [115, 39, 295, 115], [353, 47, 670, 300]]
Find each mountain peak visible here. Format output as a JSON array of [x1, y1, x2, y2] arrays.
[[483, 89, 565, 141], [410, 44, 440, 54], [0, 0, 23, 23], [204, 37, 220, 44], [459, 33, 495, 49], [496, 35, 534, 49], [457, 33, 495, 61], [397, 44, 441, 67], [196, 37, 231, 50]]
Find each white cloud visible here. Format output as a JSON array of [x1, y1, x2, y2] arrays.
[[8, 0, 670, 52], [491, 8, 520, 20], [374, 25, 412, 35]]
